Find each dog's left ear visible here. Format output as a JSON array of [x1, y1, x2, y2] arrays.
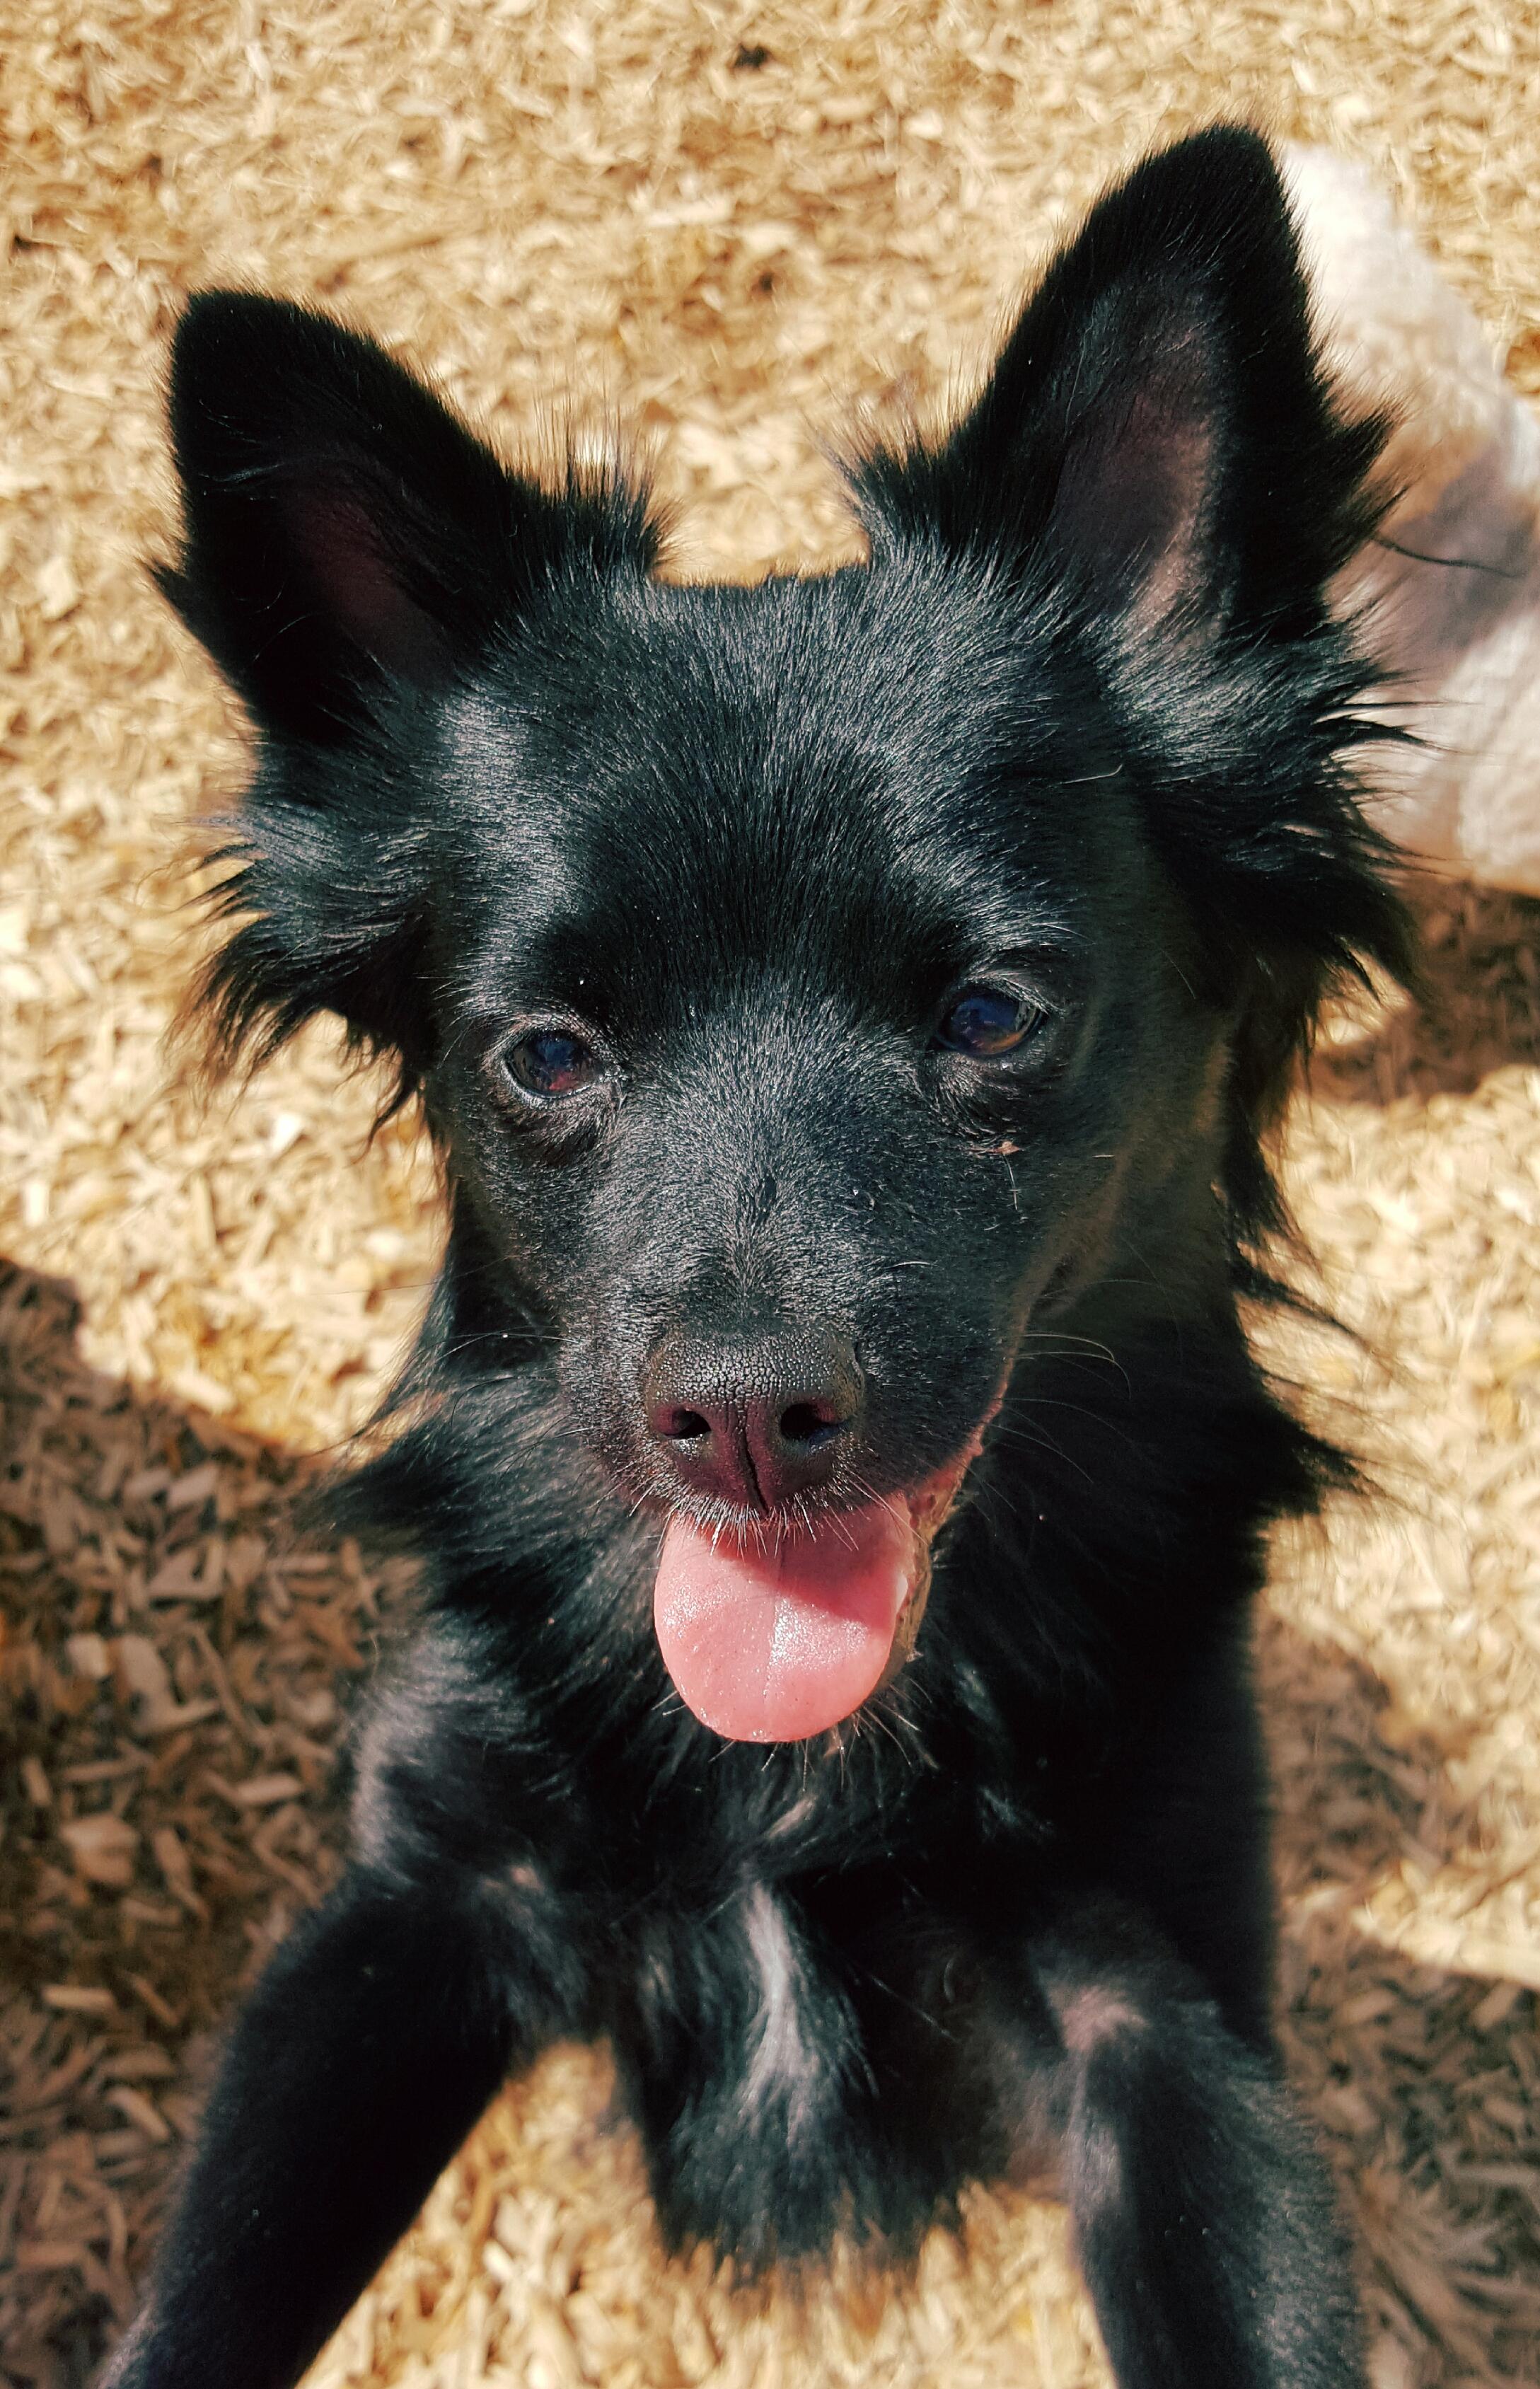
[[857, 128, 1414, 1246], [853, 125, 1378, 637]]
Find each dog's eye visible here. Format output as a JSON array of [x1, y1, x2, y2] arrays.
[[936, 986, 1041, 1058], [499, 1028, 599, 1099]]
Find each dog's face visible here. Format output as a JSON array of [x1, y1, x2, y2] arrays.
[[161, 130, 1403, 1741], [432, 560, 1179, 1507]]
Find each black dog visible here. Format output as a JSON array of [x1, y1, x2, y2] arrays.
[[103, 126, 1411, 2389]]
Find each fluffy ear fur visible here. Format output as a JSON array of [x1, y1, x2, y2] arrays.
[[852, 125, 1383, 639], [161, 291, 656, 736], [853, 126, 1415, 1245], [159, 292, 657, 1090]]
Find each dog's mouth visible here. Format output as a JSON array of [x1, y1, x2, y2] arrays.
[[651, 1433, 988, 1745]]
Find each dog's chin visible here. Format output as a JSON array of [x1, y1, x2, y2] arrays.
[[649, 1429, 993, 1747]]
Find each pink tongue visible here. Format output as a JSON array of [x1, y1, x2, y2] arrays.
[[654, 1502, 918, 1743]]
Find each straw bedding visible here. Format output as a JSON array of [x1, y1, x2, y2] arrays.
[[2, 2, 1539, 2383]]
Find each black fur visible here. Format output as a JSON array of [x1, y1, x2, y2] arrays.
[[104, 127, 1412, 2389]]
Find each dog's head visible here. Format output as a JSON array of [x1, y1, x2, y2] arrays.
[[161, 128, 1408, 1744]]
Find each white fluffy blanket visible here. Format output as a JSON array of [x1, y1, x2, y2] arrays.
[[1290, 144, 1540, 893]]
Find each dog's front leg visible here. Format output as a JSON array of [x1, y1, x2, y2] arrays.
[[1027, 1910, 1365, 2389], [98, 1862, 556, 2389]]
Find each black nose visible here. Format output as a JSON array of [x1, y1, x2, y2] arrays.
[[642, 1330, 864, 1514]]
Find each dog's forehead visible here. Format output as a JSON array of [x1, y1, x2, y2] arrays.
[[579, 560, 1056, 792], [444, 557, 1106, 1003]]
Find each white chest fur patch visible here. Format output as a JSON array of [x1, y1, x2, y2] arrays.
[[741, 1883, 817, 2132]]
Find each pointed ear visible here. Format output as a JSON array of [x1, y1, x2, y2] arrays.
[[852, 127, 1382, 635], [158, 291, 656, 741], [161, 295, 657, 1099]]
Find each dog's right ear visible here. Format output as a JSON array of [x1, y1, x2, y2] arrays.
[[161, 291, 655, 741], [160, 294, 656, 1090]]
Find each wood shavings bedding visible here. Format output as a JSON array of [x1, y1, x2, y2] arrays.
[[1, 2, 1538, 2383]]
